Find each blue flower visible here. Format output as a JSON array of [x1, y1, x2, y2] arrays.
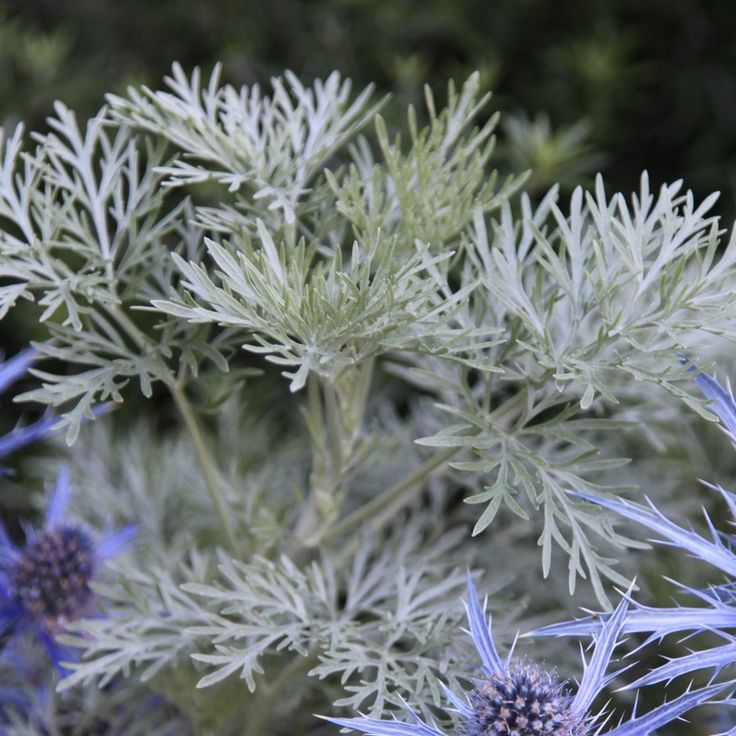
[[321, 574, 727, 736], [0, 348, 59, 466], [0, 469, 136, 668], [532, 365, 736, 690]]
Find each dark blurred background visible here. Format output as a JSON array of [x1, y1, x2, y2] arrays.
[[3, 0, 736, 213]]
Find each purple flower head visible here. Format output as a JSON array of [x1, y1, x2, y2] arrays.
[[0, 469, 136, 668], [532, 363, 736, 691], [321, 574, 727, 736]]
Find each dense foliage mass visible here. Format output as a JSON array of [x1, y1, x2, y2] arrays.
[[0, 62, 736, 735]]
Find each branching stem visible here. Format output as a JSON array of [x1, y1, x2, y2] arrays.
[[104, 302, 238, 554], [169, 380, 239, 554], [241, 651, 320, 736], [317, 444, 461, 545]]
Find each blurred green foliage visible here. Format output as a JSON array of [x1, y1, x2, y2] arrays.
[[2, 0, 736, 216]]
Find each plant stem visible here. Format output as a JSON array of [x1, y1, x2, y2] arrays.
[[291, 375, 347, 550], [169, 380, 239, 554], [324, 380, 343, 483], [241, 651, 320, 736], [320, 390, 531, 546], [104, 302, 148, 352], [316, 444, 462, 545], [104, 302, 238, 554]]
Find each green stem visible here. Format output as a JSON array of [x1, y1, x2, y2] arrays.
[[241, 651, 320, 736], [317, 444, 462, 545], [104, 302, 148, 351], [324, 391, 530, 545], [323, 380, 343, 482], [103, 302, 238, 554], [169, 381, 239, 554], [291, 376, 346, 550]]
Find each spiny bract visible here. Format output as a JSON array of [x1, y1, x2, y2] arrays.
[[322, 573, 727, 736]]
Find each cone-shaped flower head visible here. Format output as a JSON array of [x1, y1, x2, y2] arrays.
[[464, 660, 584, 736], [10, 525, 95, 626], [0, 470, 136, 666], [322, 574, 726, 736], [531, 363, 736, 690]]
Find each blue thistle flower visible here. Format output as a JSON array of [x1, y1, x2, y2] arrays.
[[531, 364, 736, 690], [0, 469, 136, 668], [322, 574, 727, 736]]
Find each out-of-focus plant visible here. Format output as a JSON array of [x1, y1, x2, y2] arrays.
[[500, 114, 604, 194]]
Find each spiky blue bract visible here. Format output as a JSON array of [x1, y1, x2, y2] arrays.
[[464, 570, 505, 676], [0, 469, 136, 669], [322, 576, 727, 736], [0, 348, 67, 466], [532, 366, 736, 690], [682, 359, 736, 438], [0, 348, 36, 394]]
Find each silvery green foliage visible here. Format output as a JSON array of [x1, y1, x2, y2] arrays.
[[1, 65, 735, 732], [0, 107, 234, 444], [106, 64, 384, 225], [113, 66, 736, 601], [395, 175, 736, 603], [43, 404, 527, 732]]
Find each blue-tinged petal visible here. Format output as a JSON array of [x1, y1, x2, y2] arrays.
[[572, 593, 629, 717], [604, 681, 732, 736], [464, 571, 504, 676], [0, 565, 16, 594], [573, 492, 736, 577], [691, 369, 736, 437], [0, 348, 36, 394], [0, 600, 23, 640], [319, 715, 444, 735], [440, 683, 473, 719], [44, 468, 73, 528], [703, 481, 736, 524], [19, 520, 37, 544], [96, 525, 137, 561], [531, 604, 735, 640], [670, 577, 736, 608], [0, 518, 15, 552], [0, 413, 60, 461], [36, 628, 76, 674], [624, 641, 736, 689]]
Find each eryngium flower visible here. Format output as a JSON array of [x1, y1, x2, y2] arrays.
[[322, 574, 726, 736], [0, 469, 136, 667], [532, 366, 736, 689], [0, 349, 59, 465]]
